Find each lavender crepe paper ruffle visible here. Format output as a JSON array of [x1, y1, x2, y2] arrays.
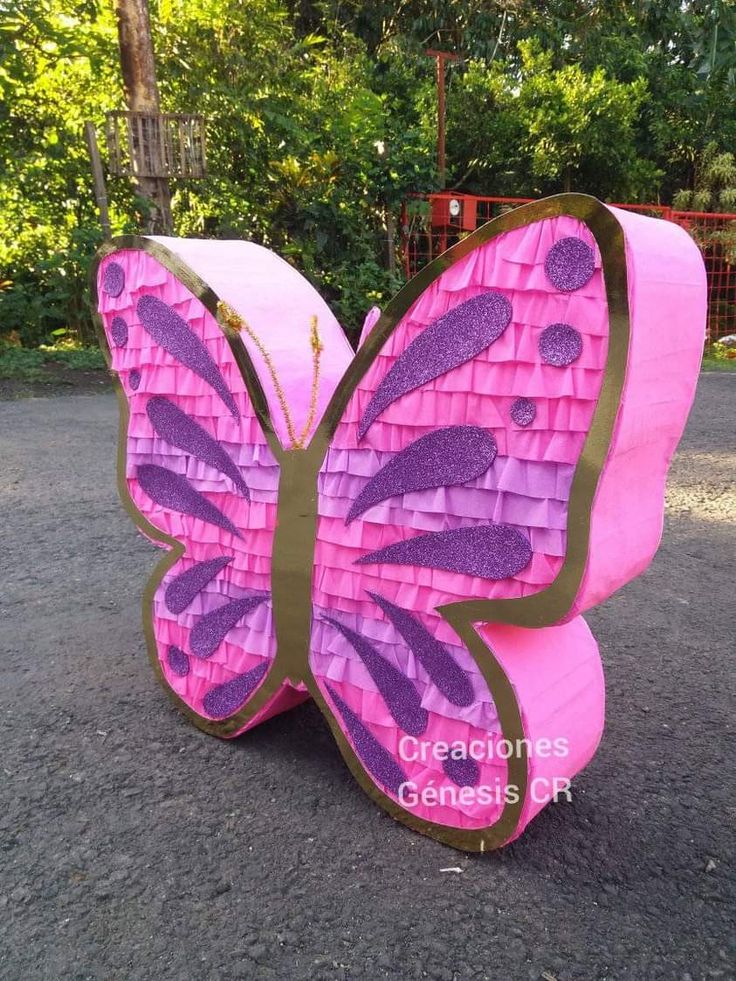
[[322, 616, 428, 737], [325, 683, 407, 796], [155, 584, 273, 632], [146, 396, 250, 499], [136, 463, 242, 538], [325, 449, 575, 501], [346, 426, 497, 525], [358, 291, 512, 439], [320, 450, 575, 549], [154, 598, 276, 667], [203, 661, 269, 718], [156, 556, 273, 623], [127, 444, 279, 508], [312, 647, 500, 737], [322, 483, 570, 538], [126, 423, 278, 479], [310, 611, 499, 732], [189, 593, 270, 659], [137, 294, 240, 419], [357, 524, 533, 581]]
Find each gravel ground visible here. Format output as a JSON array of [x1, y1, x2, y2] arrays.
[[1, 378, 734, 981]]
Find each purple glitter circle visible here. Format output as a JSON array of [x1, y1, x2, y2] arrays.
[[111, 316, 128, 347], [544, 237, 595, 292], [129, 369, 141, 390], [510, 397, 536, 427], [539, 323, 583, 367], [103, 261, 125, 297]]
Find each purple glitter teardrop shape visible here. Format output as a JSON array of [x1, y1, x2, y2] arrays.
[[102, 261, 125, 297], [544, 237, 595, 292], [167, 645, 190, 677], [164, 556, 233, 615], [357, 524, 532, 580], [129, 368, 141, 390], [137, 294, 239, 419], [322, 616, 428, 737], [136, 463, 241, 538], [111, 316, 128, 347], [346, 426, 497, 525], [539, 323, 583, 367], [203, 661, 268, 719], [147, 397, 249, 499], [510, 397, 536, 427], [443, 755, 480, 788], [368, 592, 474, 707], [190, 593, 269, 659], [325, 684, 407, 796], [358, 291, 512, 439]]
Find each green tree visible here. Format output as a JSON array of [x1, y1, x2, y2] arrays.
[[2, 0, 736, 349], [0, 1, 128, 344], [515, 40, 658, 198]]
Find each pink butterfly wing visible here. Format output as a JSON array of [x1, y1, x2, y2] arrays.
[[95, 238, 351, 735], [308, 198, 705, 847]]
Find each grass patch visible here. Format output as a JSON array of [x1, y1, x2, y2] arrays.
[[0, 345, 106, 382], [702, 355, 736, 371], [702, 341, 736, 372]]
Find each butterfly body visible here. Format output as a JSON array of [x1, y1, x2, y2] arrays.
[[93, 196, 705, 850], [269, 444, 323, 687]]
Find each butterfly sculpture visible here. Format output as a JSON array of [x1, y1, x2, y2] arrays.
[[93, 194, 705, 851]]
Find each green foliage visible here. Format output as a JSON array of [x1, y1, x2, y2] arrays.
[[2, 0, 736, 349], [155, 0, 432, 335], [674, 142, 736, 213], [447, 41, 661, 199], [514, 42, 660, 199]]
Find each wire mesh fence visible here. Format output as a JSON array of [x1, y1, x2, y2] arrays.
[[400, 193, 736, 342]]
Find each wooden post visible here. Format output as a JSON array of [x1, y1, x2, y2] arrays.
[[425, 50, 459, 189], [84, 122, 112, 239], [113, 0, 173, 233]]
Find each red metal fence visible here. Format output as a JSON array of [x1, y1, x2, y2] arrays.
[[400, 193, 736, 342]]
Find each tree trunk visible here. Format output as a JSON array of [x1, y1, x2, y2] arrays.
[[113, 0, 173, 233]]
